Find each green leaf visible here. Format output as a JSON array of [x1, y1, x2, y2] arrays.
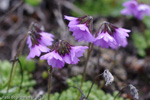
[[132, 32, 148, 49], [137, 49, 146, 57], [0, 59, 36, 96], [19, 56, 36, 72], [44, 75, 127, 100], [143, 16, 150, 28], [144, 30, 150, 46], [25, 0, 42, 6], [132, 32, 148, 57], [73, 0, 126, 16]]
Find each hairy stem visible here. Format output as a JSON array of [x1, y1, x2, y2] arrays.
[[48, 66, 53, 100]]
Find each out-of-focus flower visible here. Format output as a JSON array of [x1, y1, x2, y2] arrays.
[[103, 69, 114, 86], [40, 40, 88, 68], [137, 4, 150, 19], [64, 15, 95, 42], [27, 24, 54, 59], [93, 22, 130, 49], [129, 84, 139, 100], [121, 0, 150, 20], [121, 0, 138, 16]]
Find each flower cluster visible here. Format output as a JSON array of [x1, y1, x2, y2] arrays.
[[65, 15, 131, 49], [40, 40, 88, 68], [27, 24, 54, 59], [121, 0, 150, 20], [27, 14, 131, 67], [27, 24, 88, 68]]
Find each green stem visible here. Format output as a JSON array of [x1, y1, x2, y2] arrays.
[[48, 66, 53, 100]]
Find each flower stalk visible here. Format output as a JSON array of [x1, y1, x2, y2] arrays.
[[7, 22, 34, 93], [80, 43, 93, 89], [109, 48, 119, 71], [7, 62, 15, 93], [48, 66, 53, 100], [86, 74, 103, 99], [76, 43, 94, 100], [114, 84, 139, 100], [87, 69, 114, 99]]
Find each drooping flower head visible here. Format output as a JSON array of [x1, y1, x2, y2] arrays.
[[103, 69, 114, 86], [121, 0, 138, 16], [128, 84, 139, 100], [137, 4, 150, 19], [121, 0, 150, 20], [64, 15, 95, 42], [93, 22, 131, 49], [40, 40, 88, 68], [27, 24, 54, 59]]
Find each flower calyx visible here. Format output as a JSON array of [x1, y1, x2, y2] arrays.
[[29, 24, 42, 47], [52, 40, 72, 56], [99, 22, 118, 36], [78, 15, 93, 28]]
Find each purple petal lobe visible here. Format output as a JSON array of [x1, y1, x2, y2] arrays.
[[27, 44, 50, 59]]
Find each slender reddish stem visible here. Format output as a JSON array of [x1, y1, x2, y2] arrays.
[[48, 66, 53, 100]]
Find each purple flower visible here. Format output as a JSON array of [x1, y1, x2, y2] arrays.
[[64, 15, 95, 42], [27, 24, 54, 59], [64, 46, 88, 64], [93, 22, 131, 49], [121, 0, 138, 16], [40, 40, 88, 68], [27, 42, 50, 59], [39, 32, 54, 46], [94, 32, 117, 49], [121, 0, 150, 20], [40, 50, 65, 68], [137, 4, 150, 19]]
